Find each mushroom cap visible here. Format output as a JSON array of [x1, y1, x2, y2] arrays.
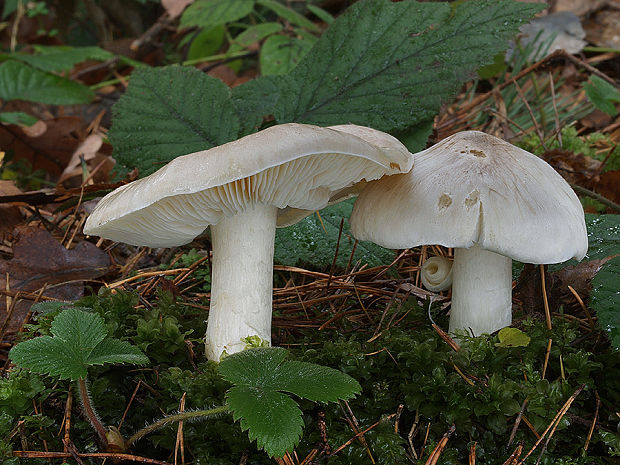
[[350, 131, 588, 264], [84, 123, 412, 247]]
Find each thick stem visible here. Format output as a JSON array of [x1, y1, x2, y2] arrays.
[[448, 245, 512, 336], [77, 378, 108, 446], [125, 406, 229, 448], [206, 204, 278, 360]]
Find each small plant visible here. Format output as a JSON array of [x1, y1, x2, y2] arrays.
[[9, 306, 360, 458], [9, 306, 149, 449]]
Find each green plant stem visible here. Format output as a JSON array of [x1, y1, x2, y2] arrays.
[[77, 378, 109, 446], [125, 406, 230, 448], [89, 50, 253, 90]]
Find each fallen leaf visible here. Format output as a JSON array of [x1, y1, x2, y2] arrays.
[[514, 256, 618, 317], [0, 225, 110, 343], [583, 8, 620, 49], [0, 181, 23, 238], [594, 170, 620, 206], [162, 0, 194, 19]]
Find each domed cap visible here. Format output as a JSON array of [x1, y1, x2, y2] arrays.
[[84, 123, 413, 247], [350, 131, 588, 264]]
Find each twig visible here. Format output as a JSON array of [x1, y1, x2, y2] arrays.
[[569, 183, 620, 212], [516, 384, 585, 465], [540, 265, 552, 331], [13, 450, 173, 465], [424, 424, 456, 465]]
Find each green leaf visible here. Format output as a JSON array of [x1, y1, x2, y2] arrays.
[[260, 34, 314, 76], [257, 0, 320, 32], [11, 46, 114, 72], [226, 385, 303, 458], [274, 198, 395, 269], [231, 75, 281, 136], [9, 308, 149, 380], [0, 61, 94, 104], [180, 0, 255, 29], [232, 22, 283, 49], [273, 0, 543, 130], [110, 66, 240, 176], [220, 347, 360, 457], [187, 26, 226, 61], [307, 4, 334, 25], [0, 111, 38, 126], [584, 75, 620, 117], [591, 256, 620, 350], [495, 327, 531, 348], [583, 214, 620, 349]]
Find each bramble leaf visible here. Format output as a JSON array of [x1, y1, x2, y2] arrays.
[[274, 198, 395, 269], [219, 347, 360, 457], [272, 0, 543, 131], [9, 308, 149, 380], [0, 61, 94, 104], [110, 66, 240, 176], [260, 34, 315, 76]]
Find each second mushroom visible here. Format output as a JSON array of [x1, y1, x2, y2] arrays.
[[350, 131, 588, 337]]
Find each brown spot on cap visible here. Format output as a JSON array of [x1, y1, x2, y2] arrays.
[[438, 193, 452, 208], [469, 149, 486, 158], [465, 189, 479, 207]]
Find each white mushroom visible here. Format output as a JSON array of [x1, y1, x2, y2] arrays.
[[350, 131, 588, 336], [84, 123, 413, 360]]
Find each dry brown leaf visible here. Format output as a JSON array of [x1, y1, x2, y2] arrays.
[[0, 225, 110, 340], [0, 117, 84, 179], [595, 170, 620, 206], [162, 0, 194, 19], [0, 181, 23, 238], [58, 133, 104, 184], [514, 256, 617, 316]]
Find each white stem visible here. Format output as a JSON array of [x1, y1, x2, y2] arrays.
[[205, 204, 278, 360], [448, 244, 512, 336]]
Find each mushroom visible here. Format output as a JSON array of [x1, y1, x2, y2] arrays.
[[421, 256, 453, 292], [84, 123, 413, 360], [350, 131, 588, 336]]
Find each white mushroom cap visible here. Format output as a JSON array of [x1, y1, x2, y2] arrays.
[[351, 130, 588, 264], [84, 123, 412, 247]]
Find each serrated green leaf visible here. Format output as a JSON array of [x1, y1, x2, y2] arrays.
[[226, 385, 303, 457], [220, 347, 360, 457], [274, 198, 395, 269], [270, 360, 361, 402], [584, 75, 620, 117], [87, 338, 150, 366], [180, 0, 255, 29], [0, 111, 38, 126], [257, 0, 320, 32], [260, 34, 314, 76], [495, 327, 531, 348], [273, 0, 543, 130], [0, 61, 94, 105], [219, 346, 288, 386], [9, 308, 149, 380], [110, 66, 240, 176], [231, 75, 281, 136], [12, 46, 114, 72]]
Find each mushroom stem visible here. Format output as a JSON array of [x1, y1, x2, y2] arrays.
[[449, 244, 512, 336], [206, 203, 278, 360]]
